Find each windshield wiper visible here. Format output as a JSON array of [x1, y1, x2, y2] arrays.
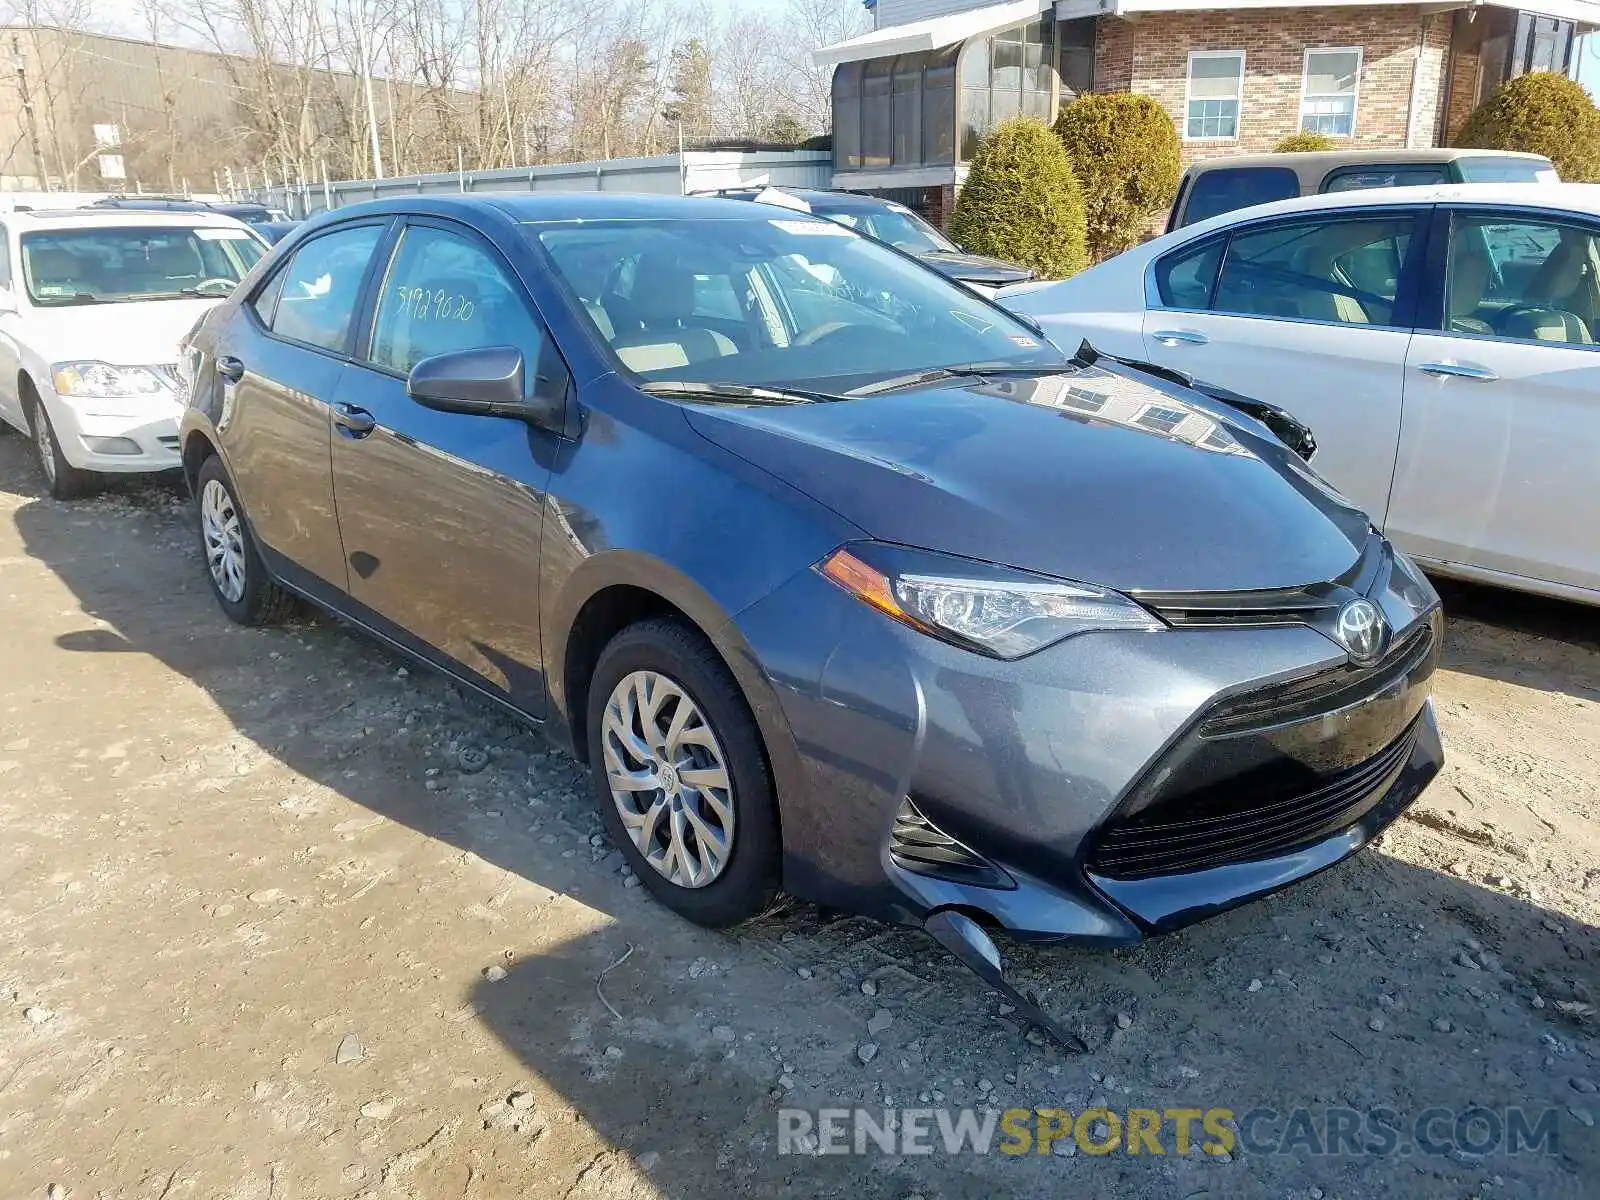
[[638, 381, 842, 406], [843, 361, 1069, 398]]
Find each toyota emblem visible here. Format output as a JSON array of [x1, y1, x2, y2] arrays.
[[1334, 598, 1386, 666]]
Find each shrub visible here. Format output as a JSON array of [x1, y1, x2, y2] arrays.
[[949, 118, 1087, 280], [1274, 131, 1339, 153], [1052, 93, 1180, 261], [1456, 71, 1600, 182]]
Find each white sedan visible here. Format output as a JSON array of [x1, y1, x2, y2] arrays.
[[0, 207, 266, 498], [1001, 182, 1600, 608]]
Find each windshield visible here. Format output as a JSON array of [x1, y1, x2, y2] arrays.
[[1455, 155, 1558, 183], [530, 215, 1060, 391], [815, 205, 957, 254], [21, 226, 264, 306]]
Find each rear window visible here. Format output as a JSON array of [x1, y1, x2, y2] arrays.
[[1455, 155, 1558, 183], [1321, 166, 1448, 193], [1180, 167, 1301, 227], [20, 225, 264, 306]]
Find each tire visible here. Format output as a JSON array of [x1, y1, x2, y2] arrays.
[[586, 617, 781, 927], [193, 454, 296, 626], [26, 392, 96, 500]]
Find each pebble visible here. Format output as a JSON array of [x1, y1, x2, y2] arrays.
[[1004, 1072, 1017, 1085], [1377, 992, 1399, 1010], [457, 746, 489, 774], [1310, 1189, 1324, 1200], [335, 1033, 365, 1065], [1247, 979, 1263, 993], [977, 1078, 993, 1094], [359, 1098, 394, 1120], [858, 1041, 879, 1065], [1571, 1078, 1598, 1093], [1116, 1012, 1133, 1029], [508, 1090, 537, 1110], [589, 834, 605, 848], [604, 1046, 623, 1059], [778, 1074, 795, 1090], [47, 1185, 67, 1200], [1368, 1016, 1385, 1032], [797, 968, 813, 980], [861, 979, 878, 997], [1448, 861, 1469, 876], [484, 965, 507, 983], [624, 876, 641, 889], [636, 1151, 660, 1172], [1431, 1017, 1454, 1033], [23, 1006, 54, 1025], [867, 1010, 894, 1036], [712, 1025, 736, 1044], [1533, 995, 1546, 1010], [998, 1003, 1016, 1016], [247, 888, 281, 904], [1455, 950, 1480, 970], [1570, 1107, 1595, 1128]]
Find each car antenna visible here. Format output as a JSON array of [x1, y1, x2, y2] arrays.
[[924, 910, 1088, 1054]]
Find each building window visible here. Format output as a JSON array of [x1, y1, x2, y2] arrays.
[[1513, 13, 1574, 75], [923, 47, 956, 164], [833, 62, 863, 170], [1185, 51, 1244, 140], [862, 58, 894, 169], [958, 19, 1055, 161], [1300, 48, 1361, 137]]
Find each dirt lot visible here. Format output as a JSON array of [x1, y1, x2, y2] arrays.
[[0, 429, 1596, 1200]]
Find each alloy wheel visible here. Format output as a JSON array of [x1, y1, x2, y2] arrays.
[[32, 406, 56, 485], [200, 478, 247, 603], [601, 670, 735, 888]]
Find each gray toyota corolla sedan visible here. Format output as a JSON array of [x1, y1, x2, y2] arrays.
[[177, 194, 1442, 963]]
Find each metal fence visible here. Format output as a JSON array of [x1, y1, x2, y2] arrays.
[[249, 149, 834, 218]]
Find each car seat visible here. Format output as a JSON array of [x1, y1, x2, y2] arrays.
[[1445, 240, 1494, 335], [610, 253, 736, 373]]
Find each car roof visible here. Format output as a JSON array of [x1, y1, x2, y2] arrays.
[[313, 192, 844, 226], [4, 207, 251, 230], [724, 188, 899, 212], [1183, 147, 1552, 177], [1165, 181, 1600, 242]]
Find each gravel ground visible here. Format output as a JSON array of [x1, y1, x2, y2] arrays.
[[0, 430, 1595, 1200]]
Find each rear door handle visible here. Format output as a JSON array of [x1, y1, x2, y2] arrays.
[[216, 356, 245, 383], [1416, 360, 1498, 382], [332, 403, 376, 437], [1150, 329, 1209, 346]]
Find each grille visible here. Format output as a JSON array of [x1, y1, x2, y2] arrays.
[[157, 435, 180, 451], [889, 798, 1013, 890], [1087, 714, 1421, 880], [1201, 620, 1434, 737]]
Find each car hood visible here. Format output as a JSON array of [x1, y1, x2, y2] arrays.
[[916, 250, 1035, 286], [684, 364, 1374, 594], [21, 297, 225, 367]]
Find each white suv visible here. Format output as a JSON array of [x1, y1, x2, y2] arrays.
[[0, 207, 266, 497]]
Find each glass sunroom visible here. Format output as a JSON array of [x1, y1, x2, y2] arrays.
[[820, 3, 1094, 194]]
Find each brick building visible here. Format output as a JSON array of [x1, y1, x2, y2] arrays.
[[813, 0, 1596, 221]]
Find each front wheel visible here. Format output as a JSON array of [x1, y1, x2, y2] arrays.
[[27, 395, 95, 500], [585, 617, 780, 927], [194, 455, 295, 626]]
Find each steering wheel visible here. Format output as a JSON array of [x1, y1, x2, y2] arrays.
[[793, 321, 854, 347]]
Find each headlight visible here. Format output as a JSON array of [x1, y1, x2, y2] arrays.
[[818, 543, 1164, 659], [51, 362, 169, 399]]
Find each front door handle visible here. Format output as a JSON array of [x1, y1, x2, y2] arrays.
[[332, 403, 376, 437], [1416, 360, 1498, 382], [1150, 329, 1209, 346], [216, 356, 245, 383]]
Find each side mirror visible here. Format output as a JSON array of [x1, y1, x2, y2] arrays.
[[406, 345, 563, 429]]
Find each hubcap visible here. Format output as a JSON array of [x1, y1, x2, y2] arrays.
[[32, 407, 56, 484], [601, 670, 734, 889], [200, 478, 247, 603]]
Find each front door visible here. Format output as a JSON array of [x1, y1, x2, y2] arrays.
[[1140, 210, 1423, 525], [329, 218, 565, 716], [1388, 207, 1600, 595], [221, 220, 389, 590]]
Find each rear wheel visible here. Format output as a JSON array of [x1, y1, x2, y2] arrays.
[[26, 391, 95, 500], [194, 454, 295, 626], [585, 617, 780, 927]]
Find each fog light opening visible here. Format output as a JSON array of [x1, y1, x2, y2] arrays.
[[82, 435, 142, 456]]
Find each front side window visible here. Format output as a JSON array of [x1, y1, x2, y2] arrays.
[[1300, 49, 1361, 136], [531, 215, 1064, 389], [266, 223, 383, 352], [370, 225, 550, 376], [1443, 212, 1598, 346], [1186, 51, 1244, 140], [1212, 215, 1414, 326], [1181, 167, 1299, 227], [20, 225, 263, 307]]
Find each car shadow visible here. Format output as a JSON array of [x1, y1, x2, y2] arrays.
[[4, 437, 1597, 1197], [1431, 576, 1600, 702]]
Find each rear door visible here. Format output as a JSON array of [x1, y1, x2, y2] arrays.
[[328, 216, 568, 716], [1139, 208, 1425, 524], [220, 219, 389, 590], [1388, 206, 1600, 595]]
